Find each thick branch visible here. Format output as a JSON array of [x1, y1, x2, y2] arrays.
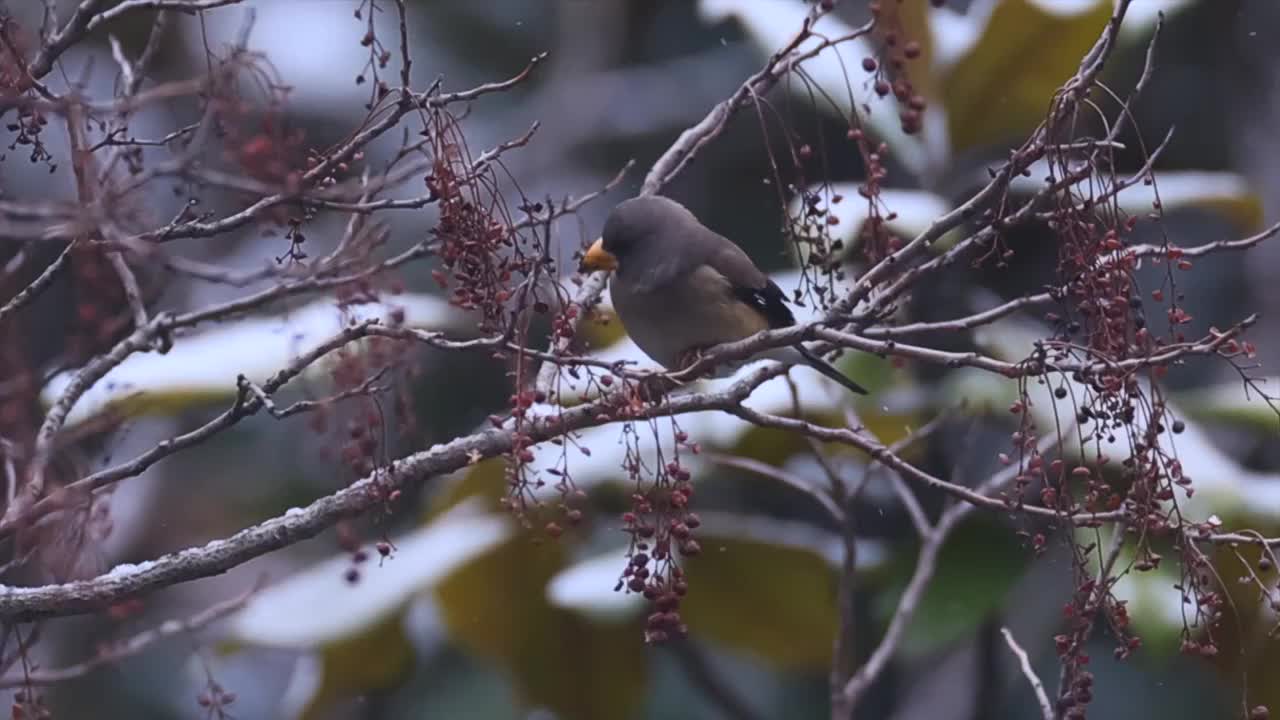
[[0, 365, 780, 622]]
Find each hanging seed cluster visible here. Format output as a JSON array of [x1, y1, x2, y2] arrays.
[[614, 421, 701, 644], [788, 0, 927, 305], [868, 0, 929, 137], [427, 113, 539, 335], [0, 18, 52, 168]]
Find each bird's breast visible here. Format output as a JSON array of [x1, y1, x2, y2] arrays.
[[610, 266, 770, 371]]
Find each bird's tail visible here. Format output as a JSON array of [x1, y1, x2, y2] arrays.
[[794, 346, 868, 395]]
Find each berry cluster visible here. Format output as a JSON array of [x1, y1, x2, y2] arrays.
[[618, 424, 701, 644], [867, 0, 929, 136]]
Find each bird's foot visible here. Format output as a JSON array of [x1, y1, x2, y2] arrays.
[[634, 373, 677, 404], [676, 346, 712, 374]]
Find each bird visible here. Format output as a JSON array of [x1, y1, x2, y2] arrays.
[[578, 195, 867, 395]]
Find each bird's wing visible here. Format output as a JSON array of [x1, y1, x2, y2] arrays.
[[698, 231, 796, 330]]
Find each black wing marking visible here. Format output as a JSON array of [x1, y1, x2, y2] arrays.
[[730, 279, 795, 330], [727, 274, 869, 395]]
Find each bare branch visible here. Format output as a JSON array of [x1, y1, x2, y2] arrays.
[[641, 5, 856, 195], [1002, 626, 1054, 720], [105, 249, 148, 329], [0, 583, 256, 688], [0, 245, 72, 328], [836, 433, 1062, 710], [30, 0, 243, 79], [18, 319, 166, 522], [0, 363, 793, 622], [704, 452, 843, 525], [671, 641, 767, 720]]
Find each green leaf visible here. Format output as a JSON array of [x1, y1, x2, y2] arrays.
[[434, 531, 647, 720], [546, 517, 888, 634], [222, 500, 508, 718], [679, 525, 840, 670], [296, 615, 418, 720], [431, 458, 510, 518], [879, 520, 1027, 658], [942, 0, 1112, 153]]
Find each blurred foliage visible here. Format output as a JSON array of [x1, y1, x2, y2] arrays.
[[435, 535, 648, 720], [23, 0, 1280, 719], [880, 520, 1029, 659], [301, 617, 416, 720], [680, 532, 840, 670], [942, 0, 1114, 153], [433, 462, 647, 720]]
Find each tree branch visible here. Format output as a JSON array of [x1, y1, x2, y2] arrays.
[[0, 583, 256, 688], [1001, 626, 1054, 720]]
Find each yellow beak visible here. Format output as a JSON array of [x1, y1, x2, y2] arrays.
[[579, 238, 618, 272]]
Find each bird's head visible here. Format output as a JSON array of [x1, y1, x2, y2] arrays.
[[579, 195, 695, 276]]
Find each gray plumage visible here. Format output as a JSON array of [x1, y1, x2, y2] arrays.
[[594, 195, 867, 394]]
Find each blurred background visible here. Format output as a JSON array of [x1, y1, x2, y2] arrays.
[[1, 0, 1278, 718]]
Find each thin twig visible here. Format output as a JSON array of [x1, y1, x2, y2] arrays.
[[1002, 627, 1054, 720], [835, 433, 1061, 711], [0, 583, 258, 688], [670, 641, 767, 720], [0, 245, 73, 328], [705, 452, 843, 525]]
